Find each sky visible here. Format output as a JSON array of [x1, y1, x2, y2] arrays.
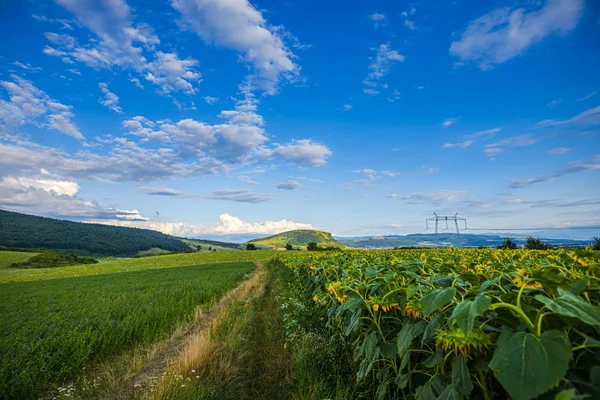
[[0, 0, 599, 238]]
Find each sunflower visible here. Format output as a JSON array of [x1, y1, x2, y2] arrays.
[[513, 269, 542, 289], [436, 328, 491, 356]]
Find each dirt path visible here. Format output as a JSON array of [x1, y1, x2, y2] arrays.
[[122, 262, 265, 395]]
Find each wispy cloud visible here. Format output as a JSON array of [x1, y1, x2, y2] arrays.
[[576, 90, 597, 102], [363, 44, 405, 95], [341, 104, 353, 111], [450, 0, 584, 69], [484, 135, 538, 160], [547, 147, 572, 155], [537, 106, 600, 128], [98, 82, 122, 113], [441, 117, 460, 127], [510, 154, 600, 188], [140, 186, 273, 203], [275, 180, 304, 190], [443, 140, 473, 149], [387, 190, 467, 204]]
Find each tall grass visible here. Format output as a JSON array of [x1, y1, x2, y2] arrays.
[[0, 262, 255, 399]]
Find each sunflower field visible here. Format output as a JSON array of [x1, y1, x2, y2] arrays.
[[274, 248, 600, 400]]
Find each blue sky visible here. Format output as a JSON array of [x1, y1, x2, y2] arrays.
[[0, 0, 599, 237]]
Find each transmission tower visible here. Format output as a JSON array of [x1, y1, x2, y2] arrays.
[[426, 213, 467, 235]]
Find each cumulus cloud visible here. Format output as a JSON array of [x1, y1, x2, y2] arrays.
[[537, 106, 600, 128], [145, 51, 201, 95], [98, 82, 122, 113], [450, 0, 584, 69], [0, 74, 83, 139], [275, 180, 303, 190], [363, 44, 405, 94], [91, 213, 314, 236], [204, 96, 219, 105], [510, 154, 600, 188], [261, 139, 332, 167], [45, 0, 201, 96], [387, 190, 468, 204], [0, 173, 147, 221], [172, 0, 300, 94]]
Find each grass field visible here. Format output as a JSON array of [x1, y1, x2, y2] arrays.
[[0, 250, 38, 268], [0, 249, 275, 283], [0, 261, 256, 399]]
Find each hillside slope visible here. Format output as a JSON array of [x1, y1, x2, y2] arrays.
[[0, 210, 189, 256], [248, 229, 343, 249]]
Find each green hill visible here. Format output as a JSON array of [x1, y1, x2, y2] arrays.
[[0, 209, 189, 256], [248, 229, 343, 250]]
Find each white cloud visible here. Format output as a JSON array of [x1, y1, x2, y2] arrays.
[[342, 104, 353, 111], [387, 190, 467, 204], [464, 127, 501, 139], [275, 179, 304, 190], [353, 168, 378, 177], [441, 117, 460, 127], [547, 147, 572, 155], [12, 61, 42, 71], [92, 213, 314, 236], [484, 135, 538, 160], [450, 0, 584, 69], [204, 96, 219, 104], [443, 140, 474, 149], [0, 74, 83, 140], [404, 19, 416, 31], [363, 44, 405, 91], [537, 106, 600, 128], [262, 139, 332, 167], [363, 88, 380, 96], [576, 90, 597, 102], [98, 82, 123, 113], [0, 173, 148, 221], [370, 13, 385, 22], [547, 99, 562, 107], [145, 51, 201, 95], [238, 175, 258, 184], [172, 0, 300, 94], [510, 154, 600, 188], [139, 187, 273, 203]]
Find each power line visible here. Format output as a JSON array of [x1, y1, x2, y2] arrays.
[[466, 226, 600, 231]]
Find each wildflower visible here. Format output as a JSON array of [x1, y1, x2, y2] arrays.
[[373, 304, 380, 312], [313, 295, 319, 302], [405, 300, 423, 319], [514, 269, 542, 289], [310, 265, 317, 270]]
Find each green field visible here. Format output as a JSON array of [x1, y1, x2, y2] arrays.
[[0, 249, 275, 283], [0, 250, 38, 268], [0, 261, 256, 399]]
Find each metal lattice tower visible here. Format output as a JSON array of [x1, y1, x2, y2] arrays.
[[426, 213, 467, 235]]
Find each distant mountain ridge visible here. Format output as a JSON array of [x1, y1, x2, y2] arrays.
[[337, 233, 592, 249], [248, 229, 344, 249], [0, 209, 189, 256]]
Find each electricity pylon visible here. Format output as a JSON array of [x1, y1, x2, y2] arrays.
[[426, 213, 467, 235]]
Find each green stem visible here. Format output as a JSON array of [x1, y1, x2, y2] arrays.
[[489, 302, 536, 334], [516, 283, 527, 310], [534, 307, 547, 337], [478, 369, 491, 400], [572, 344, 600, 352]]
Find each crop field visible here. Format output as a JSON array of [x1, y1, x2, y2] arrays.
[[0, 261, 256, 399], [0, 249, 275, 283], [0, 250, 38, 268], [275, 248, 600, 400]]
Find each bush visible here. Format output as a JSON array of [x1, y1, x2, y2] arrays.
[[306, 242, 319, 251], [592, 237, 600, 251], [498, 238, 518, 250], [246, 243, 257, 251], [285, 243, 294, 251], [10, 251, 98, 269], [525, 237, 552, 250]]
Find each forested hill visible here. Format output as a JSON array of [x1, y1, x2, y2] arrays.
[[0, 209, 189, 256]]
